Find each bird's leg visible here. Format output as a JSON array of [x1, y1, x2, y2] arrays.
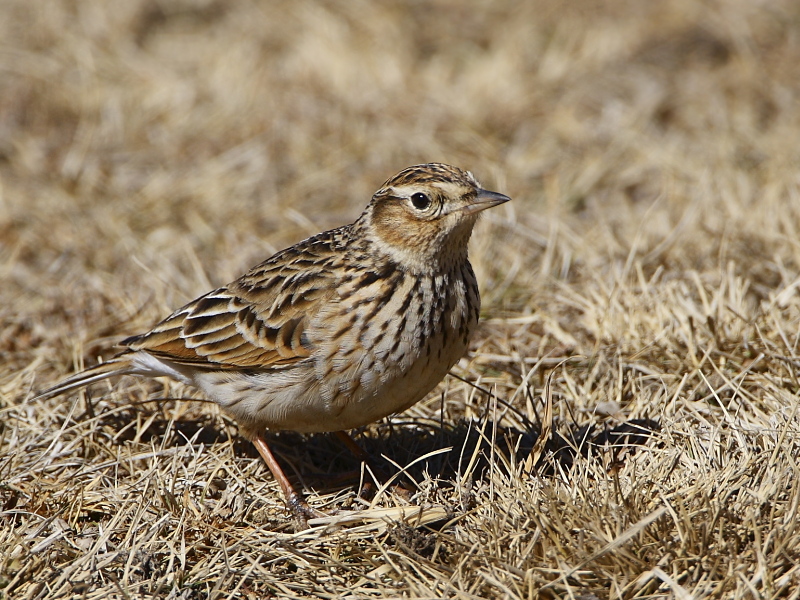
[[252, 434, 323, 528], [335, 431, 412, 500], [335, 430, 372, 463]]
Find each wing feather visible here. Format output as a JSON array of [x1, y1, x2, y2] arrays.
[[124, 228, 348, 370]]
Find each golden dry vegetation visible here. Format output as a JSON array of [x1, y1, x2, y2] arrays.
[[2, 0, 800, 598]]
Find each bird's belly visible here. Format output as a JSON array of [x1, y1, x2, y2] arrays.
[[313, 309, 474, 432], [328, 334, 469, 431], [196, 323, 470, 435]]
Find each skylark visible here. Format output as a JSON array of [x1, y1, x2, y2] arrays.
[[36, 163, 510, 524]]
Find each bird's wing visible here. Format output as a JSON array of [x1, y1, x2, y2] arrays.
[[124, 230, 344, 370]]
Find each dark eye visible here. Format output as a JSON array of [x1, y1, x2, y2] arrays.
[[410, 192, 431, 210]]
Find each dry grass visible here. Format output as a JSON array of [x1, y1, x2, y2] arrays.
[[2, 0, 800, 598]]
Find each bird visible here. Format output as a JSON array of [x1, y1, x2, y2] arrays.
[[34, 163, 510, 526]]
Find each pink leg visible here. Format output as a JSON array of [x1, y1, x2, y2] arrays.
[[252, 434, 322, 527]]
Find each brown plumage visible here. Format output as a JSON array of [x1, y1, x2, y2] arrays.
[[35, 163, 510, 524]]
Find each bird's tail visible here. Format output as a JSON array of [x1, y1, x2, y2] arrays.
[[34, 355, 134, 400]]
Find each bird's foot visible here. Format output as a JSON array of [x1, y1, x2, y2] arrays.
[[285, 491, 327, 531]]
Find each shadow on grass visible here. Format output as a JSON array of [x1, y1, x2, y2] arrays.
[[91, 394, 659, 498], [253, 416, 661, 494]]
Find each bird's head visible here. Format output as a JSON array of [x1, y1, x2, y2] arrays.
[[363, 163, 510, 273]]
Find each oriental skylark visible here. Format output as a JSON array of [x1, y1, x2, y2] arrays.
[[36, 163, 510, 524]]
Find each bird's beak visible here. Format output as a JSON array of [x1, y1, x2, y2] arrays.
[[461, 189, 511, 215]]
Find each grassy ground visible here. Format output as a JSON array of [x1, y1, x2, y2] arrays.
[[2, 0, 800, 598]]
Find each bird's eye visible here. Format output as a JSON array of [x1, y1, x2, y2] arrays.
[[410, 192, 431, 210]]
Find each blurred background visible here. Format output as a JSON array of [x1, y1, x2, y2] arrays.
[[2, 0, 799, 341]]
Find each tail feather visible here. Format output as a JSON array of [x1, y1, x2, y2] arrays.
[[34, 356, 134, 400]]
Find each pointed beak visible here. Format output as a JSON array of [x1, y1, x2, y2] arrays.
[[462, 188, 511, 215]]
